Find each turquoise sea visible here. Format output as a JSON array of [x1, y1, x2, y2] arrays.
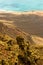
[[0, 0, 43, 11]]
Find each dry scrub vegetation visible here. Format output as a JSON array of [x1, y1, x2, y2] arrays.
[[0, 33, 43, 65]]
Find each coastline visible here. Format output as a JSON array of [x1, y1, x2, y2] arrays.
[[0, 10, 43, 16]]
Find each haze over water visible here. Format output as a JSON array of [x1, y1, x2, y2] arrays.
[[0, 0, 43, 11]]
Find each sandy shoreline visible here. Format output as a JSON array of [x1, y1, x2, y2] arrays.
[[0, 10, 43, 15]]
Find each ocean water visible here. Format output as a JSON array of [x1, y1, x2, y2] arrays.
[[0, 0, 43, 11]]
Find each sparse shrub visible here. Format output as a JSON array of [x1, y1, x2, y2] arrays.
[[26, 50, 31, 56], [1, 60, 5, 65], [18, 55, 31, 65], [0, 36, 7, 42], [15, 62, 17, 65], [7, 40, 13, 46], [5, 45, 11, 51], [16, 36, 24, 44], [19, 44, 24, 50], [16, 36, 24, 50]]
